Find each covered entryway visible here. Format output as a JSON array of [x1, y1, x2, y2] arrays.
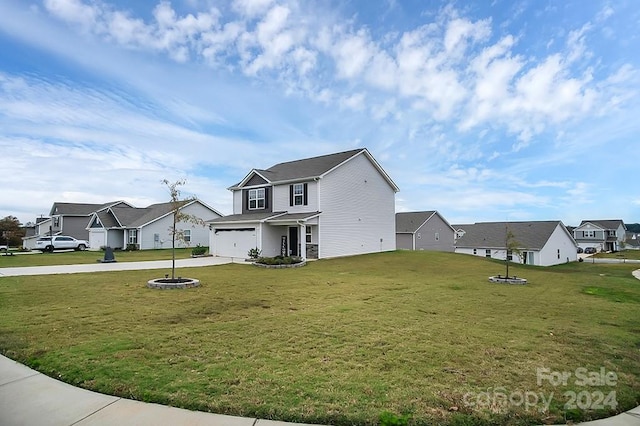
[[211, 228, 257, 258], [288, 227, 299, 256]]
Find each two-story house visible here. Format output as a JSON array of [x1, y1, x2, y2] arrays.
[[573, 220, 627, 252], [208, 148, 399, 259], [48, 201, 134, 240]]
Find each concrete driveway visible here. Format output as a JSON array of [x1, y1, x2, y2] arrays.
[[0, 256, 249, 277]]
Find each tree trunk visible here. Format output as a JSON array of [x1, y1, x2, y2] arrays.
[[171, 215, 176, 280]]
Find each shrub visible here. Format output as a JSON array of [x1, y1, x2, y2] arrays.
[[247, 247, 261, 259], [254, 256, 303, 265], [192, 245, 207, 256], [126, 244, 139, 251]]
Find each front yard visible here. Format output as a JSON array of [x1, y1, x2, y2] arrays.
[[1, 251, 639, 425]]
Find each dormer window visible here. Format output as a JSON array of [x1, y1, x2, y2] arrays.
[[249, 188, 265, 210]]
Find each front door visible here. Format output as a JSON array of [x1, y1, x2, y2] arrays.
[[288, 227, 298, 256]]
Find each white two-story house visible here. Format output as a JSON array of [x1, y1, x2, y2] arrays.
[[208, 148, 399, 259]]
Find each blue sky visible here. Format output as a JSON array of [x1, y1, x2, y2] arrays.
[[1, 0, 639, 226]]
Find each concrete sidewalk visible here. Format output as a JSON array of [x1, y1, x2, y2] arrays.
[[0, 255, 249, 277], [0, 355, 316, 426]]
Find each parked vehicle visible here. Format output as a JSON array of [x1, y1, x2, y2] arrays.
[[577, 247, 584, 254], [0, 244, 7, 252], [35, 236, 89, 252], [584, 247, 597, 254]]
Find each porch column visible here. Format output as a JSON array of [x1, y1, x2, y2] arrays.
[[299, 223, 306, 260]]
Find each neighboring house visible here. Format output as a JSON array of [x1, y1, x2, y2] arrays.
[[454, 221, 577, 266], [87, 199, 222, 250], [624, 232, 640, 250], [22, 217, 50, 250], [49, 201, 133, 240], [208, 148, 399, 259], [396, 211, 455, 251], [573, 220, 627, 252]]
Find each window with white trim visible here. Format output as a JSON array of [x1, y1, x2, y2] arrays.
[[293, 184, 304, 206], [485, 249, 491, 258], [128, 229, 138, 244], [249, 188, 265, 209], [306, 226, 312, 243], [183, 229, 191, 243], [584, 230, 595, 238]]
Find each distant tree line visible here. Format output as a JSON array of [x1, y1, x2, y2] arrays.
[[627, 223, 640, 233]]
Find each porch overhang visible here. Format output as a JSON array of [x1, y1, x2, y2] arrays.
[[265, 211, 322, 226]]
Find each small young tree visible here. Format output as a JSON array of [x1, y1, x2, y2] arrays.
[[162, 179, 205, 280], [504, 225, 522, 278]]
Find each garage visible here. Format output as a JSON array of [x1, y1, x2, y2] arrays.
[[89, 229, 106, 250], [211, 228, 257, 258]]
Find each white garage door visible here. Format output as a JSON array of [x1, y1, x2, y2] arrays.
[[213, 228, 257, 258], [89, 230, 106, 250]]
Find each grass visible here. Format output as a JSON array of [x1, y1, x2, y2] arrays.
[[1, 251, 639, 425], [0, 248, 196, 267], [593, 250, 640, 260]]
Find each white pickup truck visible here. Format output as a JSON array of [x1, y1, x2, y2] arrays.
[[35, 236, 89, 252], [0, 244, 7, 252]]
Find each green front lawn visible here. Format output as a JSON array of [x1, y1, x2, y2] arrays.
[[593, 250, 640, 260], [0, 248, 196, 267], [1, 251, 639, 425]]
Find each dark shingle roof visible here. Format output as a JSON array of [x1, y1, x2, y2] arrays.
[[209, 212, 287, 223], [96, 211, 120, 228], [50, 202, 103, 216], [455, 221, 566, 250], [396, 211, 436, 233], [50, 201, 124, 216], [578, 220, 625, 230], [259, 149, 365, 182], [231, 149, 367, 188], [109, 201, 189, 228]]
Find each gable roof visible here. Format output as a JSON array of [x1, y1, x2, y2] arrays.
[[231, 148, 399, 191], [88, 199, 220, 229], [396, 211, 453, 233], [50, 200, 131, 216], [454, 221, 572, 250], [577, 220, 626, 230]]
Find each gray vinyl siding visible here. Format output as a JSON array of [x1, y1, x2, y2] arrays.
[[396, 233, 413, 250], [414, 215, 455, 252], [318, 153, 396, 258], [139, 202, 220, 249], [272, 181, 318, 213], [60, 216, 91, 240], [246, 174, 268, 186]]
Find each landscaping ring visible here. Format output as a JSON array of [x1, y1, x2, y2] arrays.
[[489, 275, 527, 285], [147, 278, 200, 289]]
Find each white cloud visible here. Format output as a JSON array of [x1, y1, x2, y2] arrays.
[[43, 0, 98, 30]]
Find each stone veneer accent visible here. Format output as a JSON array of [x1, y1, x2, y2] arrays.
[[253, 261, 307, 269]]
